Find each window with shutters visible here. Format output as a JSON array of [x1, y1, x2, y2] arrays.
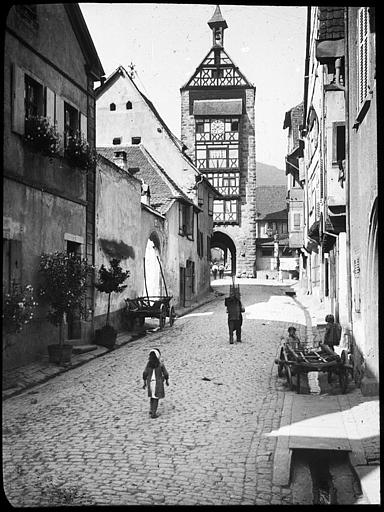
[[332, 122, 346, 164], [64, 102, 80, 147], [179, 203, 194, 239], [25, 75, 44, 119], [358, 7, 369, 108], [293, 212, 301, 230]]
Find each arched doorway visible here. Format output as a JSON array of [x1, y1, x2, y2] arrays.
[[211, 231, 236, 275], [144, 232, 162, 297]]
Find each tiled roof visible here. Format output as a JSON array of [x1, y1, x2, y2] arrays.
[[318, 7, 345, 41], [97, 145, 192, 215], [255, 186, 288, 220]]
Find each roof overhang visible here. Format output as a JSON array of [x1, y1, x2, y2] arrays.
[[193, 99, 243, 116], [324, 205, 346, 234]]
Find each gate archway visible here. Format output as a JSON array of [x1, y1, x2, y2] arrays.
[[211, 231, 236, 275], [144, 232, 163, 297]]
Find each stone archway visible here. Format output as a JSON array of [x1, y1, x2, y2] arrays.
[[211, 231, 236, 275], [144, 232, 162, 297]]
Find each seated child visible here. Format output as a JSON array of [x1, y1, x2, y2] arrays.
[[285, 326, 304, 351]]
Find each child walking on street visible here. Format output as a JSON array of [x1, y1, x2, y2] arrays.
[[225, 290, 245, 344], [143, 349, 169, 418]]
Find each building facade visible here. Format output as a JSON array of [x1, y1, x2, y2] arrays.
[[345, 7, 378, 394], [283, 102, 305, 282], [3, 4, 104, 369], [180, 5, 257, 277], [95, 66, 219, 306], [299, 6, 378, 395], [301, 6, 348, 325]]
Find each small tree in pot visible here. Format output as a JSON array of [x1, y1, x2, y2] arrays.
[[94, 258, 130, 348], [39, 252, 94, 364]]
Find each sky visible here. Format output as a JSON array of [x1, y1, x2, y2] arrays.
[[80, 3, 307, 169]]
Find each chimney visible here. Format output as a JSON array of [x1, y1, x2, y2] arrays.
[[113, 150, 127, 170]]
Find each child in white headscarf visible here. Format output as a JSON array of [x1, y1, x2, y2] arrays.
[[142, 348, 169, 418]]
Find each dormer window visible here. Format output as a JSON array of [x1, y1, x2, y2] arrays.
[[126, 101, 132, 110], [110, 103, 116, 111]]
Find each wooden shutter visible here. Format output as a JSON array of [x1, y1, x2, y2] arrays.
[[358, 7, 369, 106], [55, 95, 65, 154], [353, 256, 361, 313], [11, 63, 25, 135], [46, 87, 55, 124], [80, 113, 88, 140]]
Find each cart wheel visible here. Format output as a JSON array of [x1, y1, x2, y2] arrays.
[[169, 306, 176, 326], [277, 348, 284, 377], [159, 305, 166, 329], [286, 365, 293, 390]]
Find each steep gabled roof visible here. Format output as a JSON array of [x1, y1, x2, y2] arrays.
[[255, 186, 288, 220], [64, 4, 104, 80], [97, 144, 195, 215], [95, 65, 191, 158], [181, 47, 254, 90]]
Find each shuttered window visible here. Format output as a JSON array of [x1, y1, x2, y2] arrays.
[[353, 256, 361, 313], [358, 7, 369, 107]]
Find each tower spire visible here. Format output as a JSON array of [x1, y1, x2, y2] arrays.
[[208, 5, 228, 48]]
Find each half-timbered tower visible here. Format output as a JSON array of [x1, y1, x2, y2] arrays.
[[180, 5, 257, 276]]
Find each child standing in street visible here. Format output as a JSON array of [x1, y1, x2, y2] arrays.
[[142, 348, 169, 419], [323, 314, 342, 352]]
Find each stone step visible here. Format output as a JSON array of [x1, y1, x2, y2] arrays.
[[71, 344, 98, 355]]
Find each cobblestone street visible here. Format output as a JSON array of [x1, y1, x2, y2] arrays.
[[1, 281, 338, 506]]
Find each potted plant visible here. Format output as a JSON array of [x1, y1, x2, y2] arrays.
[[24, 115, 61, 157], [65, 131, 96, 172], [2, 282, 38, 352], [39, 252, 93, 364], [94, 258, 130, 349]]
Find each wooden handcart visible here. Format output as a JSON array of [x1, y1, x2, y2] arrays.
[[124, 255, 176, 330], [275, 342, 353, 394], [124, 295, 175, 329]]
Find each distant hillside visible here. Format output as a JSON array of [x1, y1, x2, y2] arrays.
[[256, 162, 286, 186]]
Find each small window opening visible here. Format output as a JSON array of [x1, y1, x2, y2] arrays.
[[113, 137, 122, 145], [132, 137, 141, 145], [126, 101, 132, 110], [110, 103, 116, 111], [336, 125, 346, 162], [231, 120, 239, 132]]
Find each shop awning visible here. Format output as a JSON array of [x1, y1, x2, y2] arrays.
[[308, 220, 320, 242], [325, 205, 346, 234], [193, 99, 243, 116]]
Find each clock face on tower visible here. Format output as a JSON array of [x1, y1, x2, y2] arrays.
[[211, 119, 224, 136]]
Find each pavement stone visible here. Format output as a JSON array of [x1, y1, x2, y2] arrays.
[[2, 278, 380, 506]]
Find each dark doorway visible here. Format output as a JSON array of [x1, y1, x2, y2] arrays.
[[179, 266, 185, 307]]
